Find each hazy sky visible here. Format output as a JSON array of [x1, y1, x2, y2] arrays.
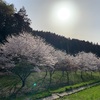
[[6, 0, 100, 44]]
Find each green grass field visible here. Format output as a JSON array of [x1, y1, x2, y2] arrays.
[[57, 85, 100, 100], [0, 71, 100, 100]]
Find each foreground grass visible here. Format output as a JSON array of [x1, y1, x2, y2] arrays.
[[14, 80, 100, 100], [0, 71, 100, 100], [57, 85, 100, 100], [50, 80, 99, 93]]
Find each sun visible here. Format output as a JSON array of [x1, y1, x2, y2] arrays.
[[50, 1, 79, 27], [51, 2, 74, 23], [57, 7, 71, 21]]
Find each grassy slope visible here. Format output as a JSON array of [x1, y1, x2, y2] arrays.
[[0, 71, 100, 99], [15, 80, 100, 100], [58, 85, 100, 100]]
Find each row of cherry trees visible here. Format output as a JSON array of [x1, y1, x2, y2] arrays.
[[0, 32, 100, 96]]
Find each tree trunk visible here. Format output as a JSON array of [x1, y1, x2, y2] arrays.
[[90, 71, 94, 79], [58, 71, 65, 83], [74, 70, 77, 75], [16, 80, 25, 94], [66, 71, 69, 84], [41, 70, 48, 85], [81, 71, 84, 81], [9, 79, 25, 98], [48, 70, 55, 89]]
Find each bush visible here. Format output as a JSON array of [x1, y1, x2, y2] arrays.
[[65, 87, 72, 92]]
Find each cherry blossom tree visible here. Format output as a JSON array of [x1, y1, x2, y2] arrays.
[[75, 52, 98, 81], [0, 49, 15, 74], [54, 50, 74, 84], [1, 33, 57, 68], [0, 32, 58, 95], [96, 58, 100, 74]]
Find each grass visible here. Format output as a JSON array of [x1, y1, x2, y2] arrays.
[[50, 80, 99, 93], [57, 84, 100, 100], [0, 74, 20, 95], [13, 80, 100, 100], [0, 71, 100, 100], [15, 91, 52, 100]]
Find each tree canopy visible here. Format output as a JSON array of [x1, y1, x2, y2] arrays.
[[0, 0, 32, 43]]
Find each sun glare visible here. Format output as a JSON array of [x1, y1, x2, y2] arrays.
[[57, 7, 71, 21], [51, 1, 79, 25]]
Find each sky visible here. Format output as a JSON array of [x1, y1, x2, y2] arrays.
[[6, 0, 100, 44]]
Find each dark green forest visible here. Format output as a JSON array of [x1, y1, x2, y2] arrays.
[[32, 30, 100, 56]]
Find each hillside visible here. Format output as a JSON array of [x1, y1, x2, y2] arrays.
[[32, 30, 100, 56]]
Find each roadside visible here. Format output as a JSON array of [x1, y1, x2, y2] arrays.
[[40, 82, 100, 100]]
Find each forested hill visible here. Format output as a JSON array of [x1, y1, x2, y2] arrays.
[[32, 30, 100, 56]]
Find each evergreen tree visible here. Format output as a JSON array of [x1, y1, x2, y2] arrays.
[[0, 1, 32, 43]]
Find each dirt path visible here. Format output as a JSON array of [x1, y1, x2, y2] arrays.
[[40, 82, 100, 100]]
